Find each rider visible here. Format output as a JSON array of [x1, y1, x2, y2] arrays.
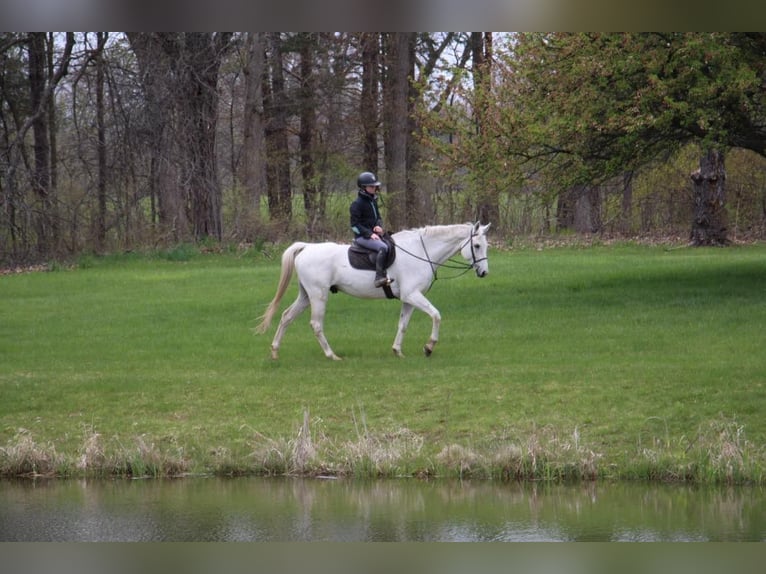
[[350, 171, 393, 288]]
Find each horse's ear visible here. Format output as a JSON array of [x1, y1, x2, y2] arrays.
[[474, 221, 490, 235]]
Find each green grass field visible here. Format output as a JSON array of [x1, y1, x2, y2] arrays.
[[1, 242, 765, 483]]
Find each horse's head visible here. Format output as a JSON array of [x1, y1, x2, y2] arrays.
[[461, 221, 491, 278]]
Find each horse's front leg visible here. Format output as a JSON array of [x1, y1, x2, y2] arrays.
[[401, 291, 441, 357], [392, 302, 415, 358]]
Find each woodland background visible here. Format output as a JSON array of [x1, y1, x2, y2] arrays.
[[2, 32, 766, 265]]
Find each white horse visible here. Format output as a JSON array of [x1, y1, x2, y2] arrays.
[[255, 221, 491, 360]]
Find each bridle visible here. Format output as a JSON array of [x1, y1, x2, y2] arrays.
[[466, 228, 489, 268], [397, 226, 487, 282]]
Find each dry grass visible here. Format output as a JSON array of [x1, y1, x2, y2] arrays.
[[244, 412, 604, 481], [0, 429, 62, 477], [2, 413, 765, 483], [246, 408, 424, 478], [631, 416, 766, 484], [436, 425, 602, 481], [0, 426, 190, 479]]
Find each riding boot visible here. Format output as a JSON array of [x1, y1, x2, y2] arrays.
[[374, 249, 391, 288]]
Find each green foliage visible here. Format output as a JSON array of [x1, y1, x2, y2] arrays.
[[416, 33, 766, 238], [500, 33, 764, 181]]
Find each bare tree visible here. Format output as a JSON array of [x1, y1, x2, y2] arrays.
[[360, 33, 380, 173], [297, 33, 321, 234], [127, 33, 186, 240], [8, 33, 74, 258], [128, 33, 232, 242], [95, 32, 107, 250], [263, 33, 292, 222], [241, 32, 267, 224], [174, 33, 232, 241], [383, 33, 413, 229]]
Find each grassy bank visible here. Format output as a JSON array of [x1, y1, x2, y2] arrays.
[[1, 242, 765, 483]]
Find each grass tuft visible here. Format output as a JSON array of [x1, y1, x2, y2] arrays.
[[0, 429, 62, 477]]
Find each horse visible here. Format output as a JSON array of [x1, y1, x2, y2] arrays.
[[255, 221, 491, 360]]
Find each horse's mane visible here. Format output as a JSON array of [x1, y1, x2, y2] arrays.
[[399, 223, 473, 236], [395, 223, 472, 240]]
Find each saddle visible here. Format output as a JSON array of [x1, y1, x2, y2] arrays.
[[341, 233, 398, 299], [347, 233, 397, 271]]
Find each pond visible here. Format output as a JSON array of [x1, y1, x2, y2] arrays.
[[1, 477, 764, 542]]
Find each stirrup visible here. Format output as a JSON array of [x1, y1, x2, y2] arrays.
[[374, 276, 393, 288]]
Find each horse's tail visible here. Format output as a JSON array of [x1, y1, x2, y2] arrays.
[[254, 242, 308, 334]]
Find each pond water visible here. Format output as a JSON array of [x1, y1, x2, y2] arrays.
[[1, 477, 764, 542]]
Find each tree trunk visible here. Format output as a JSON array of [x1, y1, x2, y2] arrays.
[[45, 33, 59, 241], [242, 32, 267, 221], [404, 35, 421, 225], [28, 32, 55, 256], [621, 171, 634, 235], [556, 186, 579, 231], [471, 32, 499, 226], [690, 149, 728, 246], [264, 33, 292, 221], [586, 185, 602, 233], [127, 33, 187, 241], [3, 33, 72, 262], [95, 32, 107, 251], [179, 33, 229, 241], [383, 33, 412, 230], [360, 33, 380, 173], [128, 33, 230, 242], [298, 34, 320, 234]]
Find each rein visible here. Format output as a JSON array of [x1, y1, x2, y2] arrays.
[[396, 228, 485, 282]]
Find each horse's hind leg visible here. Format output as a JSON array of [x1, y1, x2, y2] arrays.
[[270, 287, 310, 359], [308, 292, 341, 361]]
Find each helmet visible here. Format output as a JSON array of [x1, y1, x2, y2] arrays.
[[357, 171, 381, 188]]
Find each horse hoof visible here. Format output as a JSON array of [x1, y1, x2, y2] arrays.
[[393, 348, 405, 358], [423, 345, 433, 357]]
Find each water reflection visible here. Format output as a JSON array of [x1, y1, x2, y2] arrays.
[[1, 478, 764, 541]]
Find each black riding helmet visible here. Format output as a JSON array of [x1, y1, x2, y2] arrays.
[[357, 171, 381, 189]]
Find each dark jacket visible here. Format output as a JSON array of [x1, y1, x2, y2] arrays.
[[350, 189, 383, 238]]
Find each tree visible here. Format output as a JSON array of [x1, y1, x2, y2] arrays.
[[241, 32, 267, 223], [95, 32, 108, 250], [690, 148, 728, 245], [128, 33, 232, 242], [2, 33, 74, 259], [297, 33, 321, 234], [417, 33, 525, 231], [382, 32, 460, 228], [128, 32, 187, 239], [360, 33, 380, 173], [382, 33, 413, 229], [28, 33, 54, 253], [178, 32, 232, 241], [470, 32, 499, 226], [264, 33, 292, 221], [497, 33, 766, 245]]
